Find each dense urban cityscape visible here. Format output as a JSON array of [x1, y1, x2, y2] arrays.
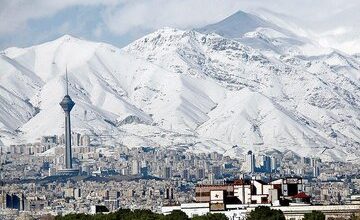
[[1, 135, 360, 219]]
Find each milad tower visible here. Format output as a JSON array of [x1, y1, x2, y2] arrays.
[[58, 69, 79, 175]]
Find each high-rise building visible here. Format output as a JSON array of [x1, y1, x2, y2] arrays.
[[182, 169, 189, 180], [313, 166, 320, 177], [58, 69, 78, 176], [261, 155, 271, 173], [271, 156, 278, 173], [72, 132, 81, 146], [105, 190, 120, 211], [212, 166, 222, 179], [131, 160, 139, 175], [164, 167, 172, 179], [197, 168, 205, 180], [74, 188, 81, 200], [246, 151, 255, 173], [164, 187, 174, 200], [208, 173, 215, 185], [311, 158, 320, 177], [140, 161, 149, 177], [80, 134, 90, 146], [5, 193, 25, 211]]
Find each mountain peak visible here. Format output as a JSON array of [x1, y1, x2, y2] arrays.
[[2, 34, 84, 56], [56, 34, 80, 42], [227, 10, 261, 20], [48, 34, 93, 47], [197, 10, 273, 38]]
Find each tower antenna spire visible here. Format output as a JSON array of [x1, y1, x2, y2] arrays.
[[65, 66, 69, 95]]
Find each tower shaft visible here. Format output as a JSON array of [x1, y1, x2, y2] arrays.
[[64, 111, 72, 169]]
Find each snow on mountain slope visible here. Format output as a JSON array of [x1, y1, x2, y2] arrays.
[[124, 28, 271, 89], [0, 11, 359, 162], [0, 35, 228, 146], [124, 27, 359, 161], [0, 55, 41, 132], [200, 88, 351, 161]]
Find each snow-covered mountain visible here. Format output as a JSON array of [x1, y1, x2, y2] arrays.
[[0, 10, 359, 162]]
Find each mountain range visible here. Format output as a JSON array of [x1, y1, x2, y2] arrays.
[[0, 10, 359, 162]]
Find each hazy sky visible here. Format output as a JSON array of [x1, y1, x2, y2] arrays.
[[0, 0, 359, 50]]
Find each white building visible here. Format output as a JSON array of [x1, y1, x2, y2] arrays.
[[163, 177, 347, 219], [163, 202, 360, 220]]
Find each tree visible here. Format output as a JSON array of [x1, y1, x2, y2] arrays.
[[55, 208, 228, 220], [303, 211, 325, 220], [247, 206, 285, 220], [162, 210, 189, 220], [123, 209, 163, 220], [192, 213, 228, 220], [55, 213, 90, 220]]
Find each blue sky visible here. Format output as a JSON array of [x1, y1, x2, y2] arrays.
[[0, 0, 359, 50]]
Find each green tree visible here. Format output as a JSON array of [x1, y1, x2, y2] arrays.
[[56, 208, 230, 220], [55, 213, 90, 220], [162, 210, 189, 220], [303, 211, 325, 220], [192, 213, 228, 220], [247, 206, 285, 220], [114, 208, 132, 218]]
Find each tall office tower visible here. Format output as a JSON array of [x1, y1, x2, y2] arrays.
[[208, 173, 215, 185], [74, 188, 81, 200], [164, 167, 172, 179], [73, 132, 81, 146], [105, 190, 120, 211], [211, 166, 222, 179], [271, 156, 278, 173], [131, 160, 139, 175], [182, 169, 189, 181], [312, 159, 320, 177], [246, 151, 256, 173], [5, 193, 25, 211], [310, 158, 315, 167], [58, 69, 78, 175], [197, 168, 205, 180], [263, 156, 272, 173]]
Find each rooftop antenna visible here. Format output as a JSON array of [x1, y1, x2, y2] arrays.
[[65, 66, 69, 95]]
